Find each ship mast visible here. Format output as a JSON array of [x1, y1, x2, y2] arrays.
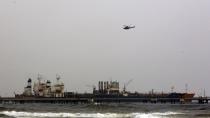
[[185, 84, 188, 93]]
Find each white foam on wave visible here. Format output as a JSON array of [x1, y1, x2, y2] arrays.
[[133, 112, 183, 118], [0, 111, 182, 118]]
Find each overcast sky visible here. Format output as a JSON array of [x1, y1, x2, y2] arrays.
[[0, 0, 210, 97]]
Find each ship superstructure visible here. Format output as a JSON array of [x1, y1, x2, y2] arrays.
[[17, 75, 64, 98], [22, 78, 32, 96], [94, 81, 120, 94]]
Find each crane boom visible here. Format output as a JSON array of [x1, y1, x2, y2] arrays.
[[123, 79, 133, 92], [125, 79, 133, 87]]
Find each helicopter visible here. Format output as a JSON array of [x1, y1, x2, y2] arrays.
[[123, 25, 135, 30]]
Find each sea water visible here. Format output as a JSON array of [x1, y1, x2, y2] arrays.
[[0, 103, 210, 118]]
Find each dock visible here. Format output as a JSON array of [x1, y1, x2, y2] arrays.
[[0, 97, 90, 104], [0, 97, 209, 104]]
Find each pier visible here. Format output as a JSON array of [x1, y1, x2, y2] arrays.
[[0, 97, 209, 104], [0, 97, 90, 104]]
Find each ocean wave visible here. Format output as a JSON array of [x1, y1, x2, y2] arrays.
[[0, 111, 182, 118]]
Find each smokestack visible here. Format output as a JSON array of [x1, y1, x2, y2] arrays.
[[101, 81, 104, 91], [27, 78, 32, 88], [98, 81, 100, 91]]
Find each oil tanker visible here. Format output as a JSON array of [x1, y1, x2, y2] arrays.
[[13, 76, 195, 104]]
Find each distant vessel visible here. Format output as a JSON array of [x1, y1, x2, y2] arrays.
[[14, 76, 195, 103]]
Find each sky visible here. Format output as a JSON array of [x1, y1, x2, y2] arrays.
[[0, 0, 210, 97]]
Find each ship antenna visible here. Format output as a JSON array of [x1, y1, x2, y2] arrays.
[[204, 88, 206, 97], [185, 84, 188, 93], [56, 74, 61, 84], [38, 74, 42, 83], [110, 77, 112, 82], [171, 86, 174, 93]]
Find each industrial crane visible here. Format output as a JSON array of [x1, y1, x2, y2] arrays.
[[123, 79, 133, 93]]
